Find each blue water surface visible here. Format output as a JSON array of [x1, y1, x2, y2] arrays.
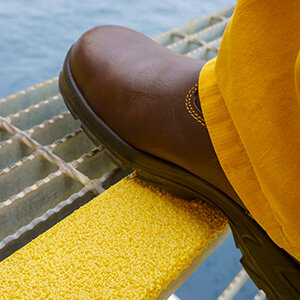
[[0, 0, 258, 299]]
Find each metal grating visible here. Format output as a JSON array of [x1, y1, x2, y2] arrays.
[[0, 5, 264, 299], [0, 77, 130, 259]]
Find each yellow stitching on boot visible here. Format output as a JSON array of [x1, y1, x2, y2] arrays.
[[186, 84, 206, 126], [185, 84, 206, 126], [185, 84, 206, 127]]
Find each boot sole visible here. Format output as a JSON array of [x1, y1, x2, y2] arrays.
[[59, 48, 300, 300]]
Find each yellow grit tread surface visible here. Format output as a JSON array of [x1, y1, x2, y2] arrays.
[[0, 174, 227, 299]]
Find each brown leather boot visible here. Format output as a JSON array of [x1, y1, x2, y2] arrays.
[[59, 25, 300, 300]]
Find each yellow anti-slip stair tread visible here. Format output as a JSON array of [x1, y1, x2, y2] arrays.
[[0, 174, 227, 299]]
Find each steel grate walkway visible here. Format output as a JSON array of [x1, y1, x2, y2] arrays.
[[0, 5, 265, 299]]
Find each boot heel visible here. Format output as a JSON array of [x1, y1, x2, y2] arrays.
[[137, 169, 300, 300], [229, 217, 300, 300]]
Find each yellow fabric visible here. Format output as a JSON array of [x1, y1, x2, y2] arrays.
[[199, 0, 300, 261], [0, 174, 227, 299]]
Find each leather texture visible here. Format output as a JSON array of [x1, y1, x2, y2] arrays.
[[70, 25, 244, 207]]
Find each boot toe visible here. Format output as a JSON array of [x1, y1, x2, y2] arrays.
[[69, 25, 135, 119], [68, 24, 171, 134]]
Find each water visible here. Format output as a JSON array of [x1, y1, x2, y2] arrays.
[[0, 0, 258, 299]]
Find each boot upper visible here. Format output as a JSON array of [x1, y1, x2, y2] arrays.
[[69, 25, 243, 207]]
